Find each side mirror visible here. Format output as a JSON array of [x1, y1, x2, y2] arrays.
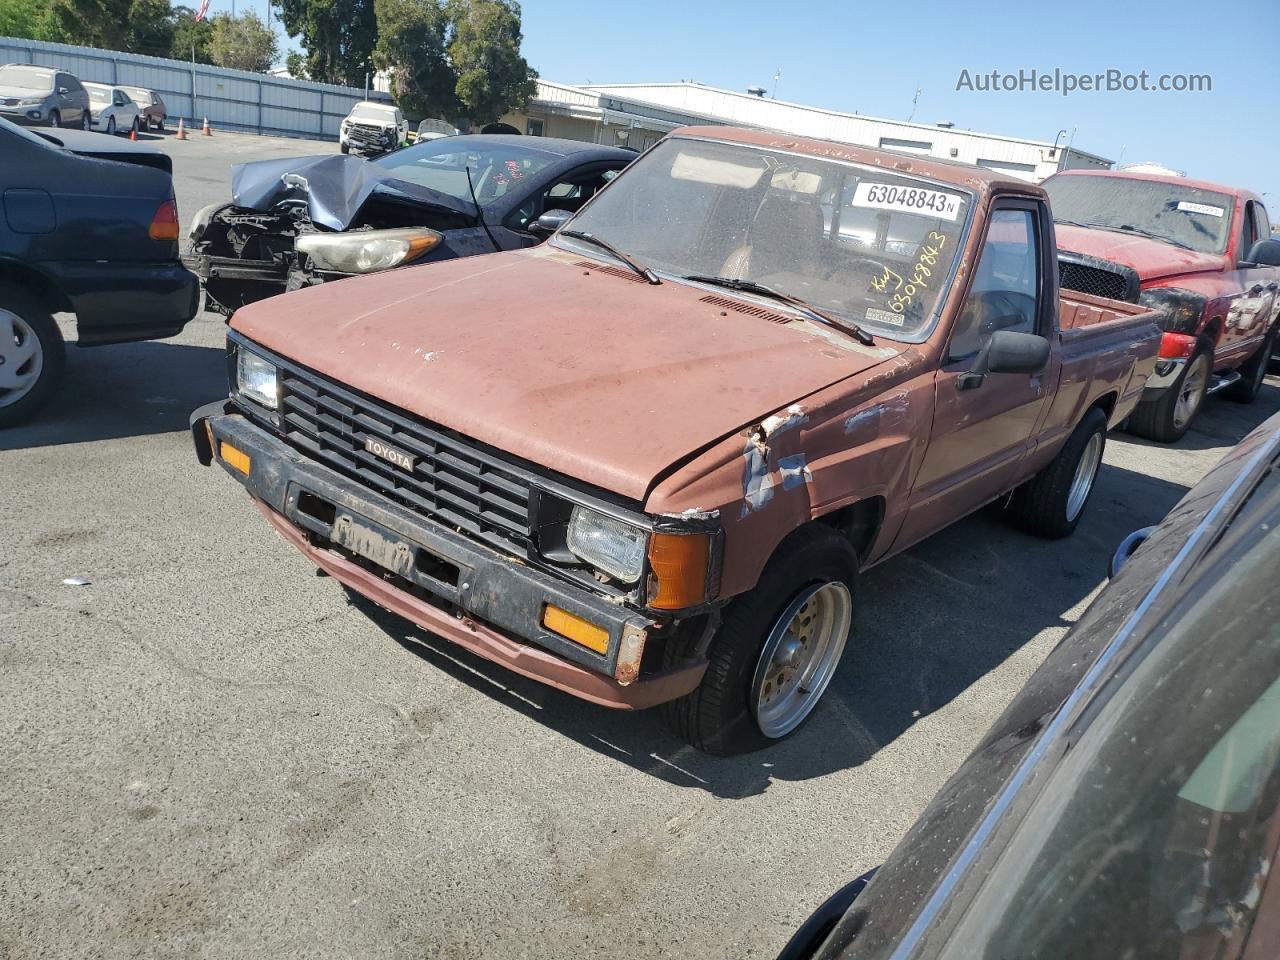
[[530, 208, 573, 236], [1245, 238, 1280, 268], [1109, 526, 1156, 578], [957, 329, 1050, 390], [57, 86, 69, 95]]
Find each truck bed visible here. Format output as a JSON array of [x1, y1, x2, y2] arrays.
[[1059, 288, 1156, 330]]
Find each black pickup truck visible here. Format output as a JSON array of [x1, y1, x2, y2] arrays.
[[0, 118, 198, 427]]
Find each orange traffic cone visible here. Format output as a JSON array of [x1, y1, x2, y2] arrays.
[[129, 124, 137, 141], [175, 117, 187, 140], [201, 117, 211, 136]]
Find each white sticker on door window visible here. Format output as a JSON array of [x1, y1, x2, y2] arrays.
[[1176, 200, 1225, 218], [851, 182, 963, 221]]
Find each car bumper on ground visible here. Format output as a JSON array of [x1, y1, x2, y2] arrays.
[[47, 259, 200, 346], [188, 402, 708, 710]]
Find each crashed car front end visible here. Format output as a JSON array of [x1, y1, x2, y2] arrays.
[[342, 119, 399, 156]]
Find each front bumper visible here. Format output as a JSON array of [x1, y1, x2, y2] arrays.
[[44, 259, 200, 346], [190, 402, 707, 709], [1143, 356, 1186, 395], [0, 106, 45, 125]]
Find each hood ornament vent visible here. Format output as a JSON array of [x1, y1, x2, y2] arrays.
[[573, 260, 648, 283], [698, 295, 793, 324]]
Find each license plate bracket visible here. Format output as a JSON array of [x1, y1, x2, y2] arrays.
[[331, 512, 415, 578]]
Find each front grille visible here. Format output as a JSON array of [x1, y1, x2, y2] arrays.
[[348, 122, 391, 145], [276, 364, 533, 555], [1057, 252, 1141, 303]]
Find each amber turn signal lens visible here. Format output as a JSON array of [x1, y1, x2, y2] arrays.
[[648, 532, 711, 610], [219, 441, 251, 476], [149, 198, 180, 241], [542, 604, 610, 654]]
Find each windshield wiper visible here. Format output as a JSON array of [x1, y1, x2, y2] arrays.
[[1115, 224, 1196, 251], [560, 230, 661, 284], [683, 275, 875, 345]]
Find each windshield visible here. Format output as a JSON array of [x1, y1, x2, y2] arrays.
[[937, 496, 1280, 960], [559, 138, 972, 339], [373, 140, 560, 206], [350, 103, 396, 122], [0, 66, 53, 91], [1044, 174, 1234, 255], [86, 85, 111, 104]]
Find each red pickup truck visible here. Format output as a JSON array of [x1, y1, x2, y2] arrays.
[[191, 127, 1160, 754], [1044, 170, 1280, 441]]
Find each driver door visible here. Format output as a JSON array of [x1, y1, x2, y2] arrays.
[[896, 200, 1057, 549]]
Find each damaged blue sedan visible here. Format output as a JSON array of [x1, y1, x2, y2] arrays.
[[185, 134, 634, 316]]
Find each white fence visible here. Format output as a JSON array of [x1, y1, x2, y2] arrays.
[[1, 36, 370, 140]]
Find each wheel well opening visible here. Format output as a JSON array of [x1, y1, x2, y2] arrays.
[[819, 497, 885, 565], [1203, 317, 1224, 346], [1092, 391, 1118, 420], [0, 261, 73, 316]]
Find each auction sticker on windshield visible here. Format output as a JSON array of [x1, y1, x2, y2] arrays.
[[851, 182, 963, 221], [1176, 200, 1225, 218]]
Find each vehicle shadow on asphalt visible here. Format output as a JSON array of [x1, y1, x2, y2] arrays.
[[0, 338, 225, 451], [352, 456, 1195, 800]]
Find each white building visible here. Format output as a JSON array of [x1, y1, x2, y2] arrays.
[[499, 80, 1110, 182]]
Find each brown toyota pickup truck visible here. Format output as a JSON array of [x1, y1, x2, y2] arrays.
[[191, 127, 1160, 755]]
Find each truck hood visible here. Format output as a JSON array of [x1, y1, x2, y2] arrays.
[[231, 249, 905, 501], [230, 154, 476, 231], [1056, 223, 1224, 283]]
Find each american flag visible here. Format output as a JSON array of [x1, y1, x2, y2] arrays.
[[193, 0, 210, 21]]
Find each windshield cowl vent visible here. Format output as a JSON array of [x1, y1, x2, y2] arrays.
[[573, 260, 648, 283], [698, 295, 793, 324]]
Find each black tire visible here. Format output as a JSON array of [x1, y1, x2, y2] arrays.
[[0, 284, 66, 428], [1224, 326, 1275, 403], [1008, 406, 1107, 540], [1127, 345, 1210, 443], [49, 109, 61, 128], [106, 116, 116, 136], [661, 525, 858, 756], [80, 109, 91, 130], [340, 142, 350, 155]]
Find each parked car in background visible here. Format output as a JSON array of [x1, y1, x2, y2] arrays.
[[83, 82, 140, 137], [0, 118, 198, 426], [185, 135, 634, 315], [413, 118, 458, 143], [783, 409, 1280, 960], [190, 126, 1161, 753], [0, 63, 90, 129], [121, 85, 167, 131], [338, 101, 408, 156], [1046, 169, 1280, 441]]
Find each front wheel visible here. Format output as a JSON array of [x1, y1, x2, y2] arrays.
[[1128, 347, 1210, 443], [49, 109, 61, 128], [0, 284, 66, 428], [106, 116, 116, 136], [662, 526, 858, 755], [1008, 406, 1107, 539], [339, 142, 349, 155]]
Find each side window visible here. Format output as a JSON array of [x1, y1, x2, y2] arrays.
[[1239, 202, 1258, 260], [506, 166, 623, 232], [949, 207, 1041, 362], [1253, 204, 1270, 248]]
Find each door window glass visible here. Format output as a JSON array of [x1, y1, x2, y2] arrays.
[[949, 208, 1040, 361]]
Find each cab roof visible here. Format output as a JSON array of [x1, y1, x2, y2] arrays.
[[671, 125, 1048, 199]]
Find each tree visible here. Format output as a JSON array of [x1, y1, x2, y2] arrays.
[[124, 0, 176, 57], [285, 51, 308, 79], [374, 0, 535, 127], [272, 0, 377, 87], [169, 5, 214, 64], [47, 0, 132, 49], [0, 0, 69, 42], [206, 11, 278, 72]]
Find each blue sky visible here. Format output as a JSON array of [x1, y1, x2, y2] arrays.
[[199, 0, 1280, 200]]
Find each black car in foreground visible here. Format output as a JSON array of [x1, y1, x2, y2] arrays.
[[782, 410, 1280, 960], [185, 134, 635, 316], [1, 119, 198, 427]]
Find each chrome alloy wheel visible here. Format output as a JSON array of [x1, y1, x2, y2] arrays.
[[0, 308, 44, 408], [1174, 354, 1209, 430], [751, 581, 853, 739], [1066, 431, 1104, 523]]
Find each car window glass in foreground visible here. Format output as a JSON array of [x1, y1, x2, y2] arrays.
[[936, 528, 1280, 960], [1044, 175, 1234, 255], [0, 66, 53, 91], [559, 138, 970, 340], [373, 142, 560, 206]]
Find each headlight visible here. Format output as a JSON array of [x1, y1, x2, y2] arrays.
[[567, 507, 647, 583], [18, 98, 42, 106], [1138, 288, 1207, 334], [295, 227, 443, 274], [237, 349, 279, 410], [187, 201, 225, 243]]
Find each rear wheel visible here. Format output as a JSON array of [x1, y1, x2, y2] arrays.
[[0, 284, 65, 428], [661, 526, 858, 755], [1224, 326, 1274, 403], [1009, 407, 1107, 539], [1128, 347, 1210, 443]]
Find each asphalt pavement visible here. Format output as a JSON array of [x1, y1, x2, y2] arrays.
[[3, 128, 1279, 959]]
